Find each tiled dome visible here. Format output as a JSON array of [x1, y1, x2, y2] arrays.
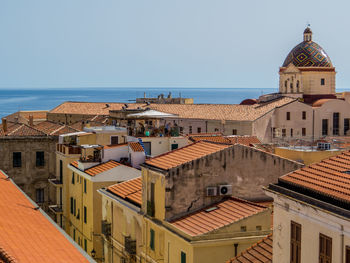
[[282, 28, 332, 67]]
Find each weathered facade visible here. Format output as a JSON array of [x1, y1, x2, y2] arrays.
[[143, 142, 302, 220]]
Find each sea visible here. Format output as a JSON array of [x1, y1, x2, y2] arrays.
[[0, 87, 278, 119]]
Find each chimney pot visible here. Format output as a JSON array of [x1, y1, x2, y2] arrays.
[[29, 115, 34, 126], [2, 118, 7, 133]]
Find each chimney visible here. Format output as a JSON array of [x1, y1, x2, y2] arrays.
[[29, 115, 34, 126], [2, 118, 7, 132]]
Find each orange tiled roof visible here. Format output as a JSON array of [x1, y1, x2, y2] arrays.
[[0, 124, 47, 137], [170, 197, 268, 237], [129, 142, 144, 152], [189, 135, 232, 144], [104, 143, 128, 149], [50, 97, 295, 121], [189, 135, 261, 146], [70, 160, 122, 176], [0, 170, 89, 262], [279, 151, 350, 203], [145, 141, 230, 170], [227, 234, 273, 263], [107, 177, 142, 206], [3, 111, 47, 124], [227, 136, 261, 146], [34, 121, 79, 136]]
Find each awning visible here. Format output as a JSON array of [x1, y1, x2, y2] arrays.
[[127, 109, 178, 118]]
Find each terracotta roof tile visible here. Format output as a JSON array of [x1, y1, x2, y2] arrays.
[[170, 197, 268, 237], [145, 141, 230, 170], [3, 111, 47, 124], [280, 151, 350, 203], [70, 160, 122, 176], [0, 170, 89, 262], [0, 124, 47, 137], [129, 142, 144, 152], [107, 177, 142, 206], [189, 135, 261, 146], [227, 234, 272, 263], [50, 97, 295, 121], [34, 121, 79, 136]]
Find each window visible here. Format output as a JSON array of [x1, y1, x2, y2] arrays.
[[290, 128, 293, 137], [84, 179, 87, 193], [345, 119, 350, 135], [59, 160, 63, 183], [181, 251, 186, 263], [240, 226, 247, 232], [147, 183, 155, 217], [291, 221, 301, 263], [214, 128, 219, 132], [110, 136, 118, 145], [171, 144, 178, 150], [73, 199, 76, 216], [333, 112, 340, 135], [302, 111, 306, 120], [256, 225, 262, 231], [319, 234, 332, 263], [73, 229, 76, 241], [346, 246, 350, 263], [272, 128, 276, 138], [72, 172, 75, 184], [35, 188, 44, 203], [189, 126, 192, 134], [70, 197, 74, 214], [232, 129, 237, 135], [302, 128, 306, 136], [286, 112, 291, 120], [13, 152, 22, 167], [84, 206, 87, 224], [36, 151, 45, 167], [197, 127, 201, 133], [321, 78, 325, 85], [150, 229, 155, 250], [143, 142, 151, 156], [282, 129, 286, 137], [84, 239, 87, 252], [322, 119, 328, 136]]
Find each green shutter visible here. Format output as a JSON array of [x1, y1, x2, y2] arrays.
[[84, 206, 87, 223], [84, 179, 87, 193], [181, 251, 186, 263], [150, 229, 155, 250], [72, 172, 75, 184], [70, 197, 73, 214], [84, 239, 87, 252]]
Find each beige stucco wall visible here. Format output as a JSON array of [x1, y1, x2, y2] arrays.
[[140, 136, 189, 157], [268, 191, 350, 263]]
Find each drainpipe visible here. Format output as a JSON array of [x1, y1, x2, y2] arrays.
[[312, 109, 315, 147], [341, 225, 344, 263]]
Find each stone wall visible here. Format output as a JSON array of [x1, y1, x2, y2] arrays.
[[0, 137, 57, 211], [162, 144, 303, 220]]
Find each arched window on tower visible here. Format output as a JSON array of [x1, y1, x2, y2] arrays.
[[285, 80, 288, 93], [296, 80, 300, 93], [290, 83, 294, 93]]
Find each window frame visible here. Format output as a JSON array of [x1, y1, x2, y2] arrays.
[[13, 152, 22, 168], [36, 151, 45, 167], [319, 233, 332, 263], [150, 229, 155, 250], [286, 112, 291, 121], [302, 111, 306, 120], [84, 206, 87, 224], [290, 221, 301, 263]]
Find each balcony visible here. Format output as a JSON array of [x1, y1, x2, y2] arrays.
[[49, 204, 63, 214], [56, 144, 81, 155], [48, 178, 62, 187]]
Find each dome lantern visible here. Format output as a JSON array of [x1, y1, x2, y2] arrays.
[[303, 27, 312, 42]]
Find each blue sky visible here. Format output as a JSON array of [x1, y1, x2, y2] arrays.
[[0, 0, 349, 89]]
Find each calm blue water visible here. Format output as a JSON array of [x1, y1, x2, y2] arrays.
[[0, 87, 276, 119]]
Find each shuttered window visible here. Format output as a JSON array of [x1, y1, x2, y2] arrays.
[[319, 234, 332, 263], [291, 221, 301, 263]]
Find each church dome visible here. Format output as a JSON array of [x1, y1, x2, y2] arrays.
[[282, 28, 332, 67]]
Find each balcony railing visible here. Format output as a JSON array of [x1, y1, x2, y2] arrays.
[[56, 144, 82, 155], [49, 204, 63, 214], [48, 178, 63, 187]]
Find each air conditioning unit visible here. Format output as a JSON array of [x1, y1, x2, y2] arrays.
[[219, 185, 233, 196], [206, 186, 217, 197]]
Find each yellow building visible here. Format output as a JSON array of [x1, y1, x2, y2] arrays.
[[98, 141, 285, 263], [274, 145, 344, 165]]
